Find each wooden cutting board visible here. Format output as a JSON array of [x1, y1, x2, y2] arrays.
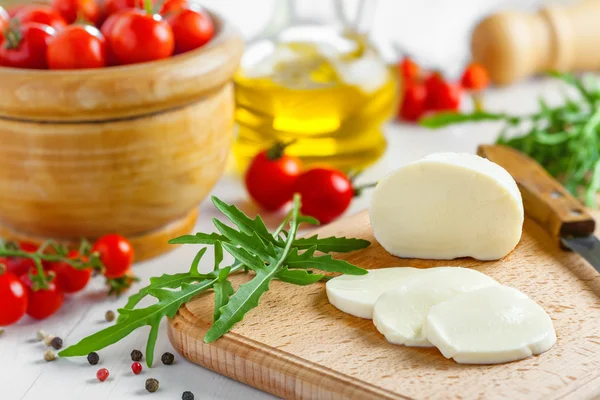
[[167, 208, 600, 400]]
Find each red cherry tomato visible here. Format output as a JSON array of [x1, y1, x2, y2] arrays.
[[460, 63, 490, 91], [166, 8, 214, 54], [20, 274, 64, 320], [245, 147, 303, 211], [0, 270, 28, 326], [103, 0, 136, 16], [110, 10, 174, 65], [100, 9, 131, 66], [160, 0, 189, 15], [14, 5, 67, 30], [47, 24, 106, 69], [399, 56, 420, 84], [294, 168, 354, 224], [398, 83, 427, 122], [92, 234, 134, 279], [424, 73, 461, 111], [0, 23, 55, 69], [49, 250, 92, 294], [51, 0, 101, 25]]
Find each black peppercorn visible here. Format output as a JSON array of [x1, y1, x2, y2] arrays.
[[87, 352, 100, 365], [161, 352, 174, 365], [50, 336, 63, 350], [182, 391, 194, 400], [105, 310, 115, 322], [145, 378, 159, 393], [131, 349, 143, 362]]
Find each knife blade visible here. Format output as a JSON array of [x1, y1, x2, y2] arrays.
[[477, 145, 600, 273]]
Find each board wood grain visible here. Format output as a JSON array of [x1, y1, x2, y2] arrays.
[[167, 210, 600, 400]]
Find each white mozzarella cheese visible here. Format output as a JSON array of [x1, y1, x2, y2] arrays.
[[326, 267, 424, 319], [425, 285, 556, 364], [372, 267, 498, 347], [369, 152, 524, 260]]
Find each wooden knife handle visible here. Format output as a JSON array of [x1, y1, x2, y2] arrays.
[[477, 145, 595, 240]]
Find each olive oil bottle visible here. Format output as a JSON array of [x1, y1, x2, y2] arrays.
[[234, 0, 397, 172]]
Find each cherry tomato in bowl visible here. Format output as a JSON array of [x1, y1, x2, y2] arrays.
[[20, 274, 64, 320], [13, 5, 67, 30], [110, 9, 174, 65], [92, 234, 134, 279], [47, 24, 106, 69], [294, 168, 354, 224], [51, 0, 101, 25], [166, 8, 214, 54], [0, 270, 28, 326], [0, 23, 55, 69], [49, 250, 92, 293]]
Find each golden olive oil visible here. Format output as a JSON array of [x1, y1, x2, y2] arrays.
[[233, 33, 398, 172]]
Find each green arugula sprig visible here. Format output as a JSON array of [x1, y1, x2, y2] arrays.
[[60, 194, 370, 366], [420, 72, 600, 207]]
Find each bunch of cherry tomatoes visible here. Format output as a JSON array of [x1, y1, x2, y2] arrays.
[[0, 234, 134, 326], [0, 0, 214, 69], [245, 143, 374, 224], [396, 57, 490, 122]]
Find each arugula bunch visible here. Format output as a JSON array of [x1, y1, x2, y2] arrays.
[[421, 72, 600, 207], [60, 195, 369, 366]]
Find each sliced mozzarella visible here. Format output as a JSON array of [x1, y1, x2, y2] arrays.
[[372, 267, 498, 347], [369, 152, 524, 260], [326, 267, 424, 319], [425, 285, 556, 364]]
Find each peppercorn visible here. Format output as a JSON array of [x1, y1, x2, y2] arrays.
[[161, 352, 175, 365], [131, 349, 143, 361], [105, 310, 115, 322], [50, 336, 63, 350], [44, 335, 56, 346], [0, 329, 4, 336], [44, 349, 56, 362], [182, 391, 194, 400], [96, 368, 109, 382], [87, 352, 100, 365], [145, 378, 159, 393], [36, 329, 48, 341], [131, 362, 142, 375]]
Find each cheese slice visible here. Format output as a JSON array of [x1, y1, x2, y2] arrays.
[[369, 152, 524, 260], [372, 267, 498, 347], [425, 285, 556, 364], [326, 267, 424, 319]]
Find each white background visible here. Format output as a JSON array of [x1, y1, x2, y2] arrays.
[[0, 0, 578, 399]]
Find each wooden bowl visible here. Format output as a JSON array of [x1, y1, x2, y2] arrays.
[[0, 13, 244, 261]]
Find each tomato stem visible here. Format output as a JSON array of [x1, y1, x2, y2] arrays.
[[353, 181, 378, 197], [4, 19, 22, 50], [144, 0, 154, 14], [266, 140, 297, 161]]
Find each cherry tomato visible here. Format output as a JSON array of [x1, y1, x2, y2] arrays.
[[20, 274, 64, 320], [103, 0, 136, 16], [399, 56, 420, 84], [100, 9, 131, 66], [0, 270, 28, 326], [424, 73, 461, 111], [47, 24, 106, 70], [166, 8, 213, 54], [160, 0, 189, 15], [110, 10, 174, 65], [51, 0, 101, 25], [49, 250, 92, 294], [92, 234, 134, 279], [460, 63, 490, 91], [14, 5, 67, 30], [245, 145, 302, 211], [0, 23, 55, 69], [294, 168, 353, 224], [398, 83, 427, 122]]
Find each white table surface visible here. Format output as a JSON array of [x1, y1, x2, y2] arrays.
[[1, 77, 567, 400]]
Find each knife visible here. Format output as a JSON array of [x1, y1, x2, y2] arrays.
[[477, 144, 600, 273]]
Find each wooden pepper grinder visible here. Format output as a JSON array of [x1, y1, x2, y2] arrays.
[[471, 0, 600, 85]]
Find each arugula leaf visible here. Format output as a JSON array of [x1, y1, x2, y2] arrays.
[[286, 246, 367, 275], [168, 232, 226, 245], [420, 111, 519, 128], [213, 267, 234, 321], [211, 196, 273, 245], [213, 242, 223, 272], [276, 267, 324, 285], [213, 219, 275, 260], [293, 235, 370, 253], [221, 242, 267, 271]]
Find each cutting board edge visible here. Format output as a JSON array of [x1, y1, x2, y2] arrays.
[[167, 305, 409, 400]]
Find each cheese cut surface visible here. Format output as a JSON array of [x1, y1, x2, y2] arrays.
[[425, 285, 556, 364], [369, 152, 524, 260], [326, 267, 423, 319], [372, 267, 499, 347]]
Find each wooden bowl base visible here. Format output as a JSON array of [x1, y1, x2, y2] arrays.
[[0, 208, 198, 262]]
